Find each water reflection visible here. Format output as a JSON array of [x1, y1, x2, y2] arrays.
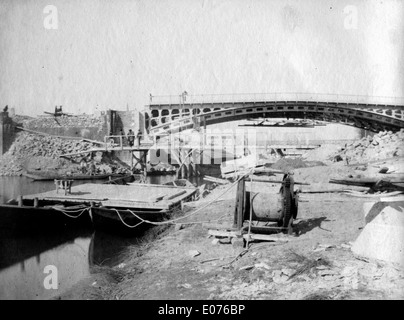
[[0, 235, 92, 300], [0, 229, 143, 299], [0, 174, 208, 299]]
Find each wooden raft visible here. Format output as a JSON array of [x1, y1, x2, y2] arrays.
[[23, 183, 197, 210]]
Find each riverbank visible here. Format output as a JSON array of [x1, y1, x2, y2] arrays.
[[55, 157, 404, 300]]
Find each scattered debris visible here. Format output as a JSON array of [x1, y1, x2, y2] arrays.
[[379, 167, 389, 174], [254, 262, 271, 270], [272, 270, 290, 284], [218, 237, 232, 244], [188, 250, 201, 258], [239, 265, 254, 271], [203, 175, 230, 185], [313, 244, 335, 252]]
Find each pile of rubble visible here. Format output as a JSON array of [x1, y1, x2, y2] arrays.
[[303, 130, 404, 164], [331, 130, 404, 164], [24, 114, 104, 130], [0, 132, 93, 175]]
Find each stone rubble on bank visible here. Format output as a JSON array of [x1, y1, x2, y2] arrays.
[[0, 132, 94, 176], [331, 130, 404, 163], [24, 114, 104, 130], [302, 130, 404, 164]]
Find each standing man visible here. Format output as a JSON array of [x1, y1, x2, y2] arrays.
[[127, 129, 135, 147], [136, 129, 142, 147], [120, 128, 126, 146], [80, 158, 87, 174], [89, 160, 96, 175]]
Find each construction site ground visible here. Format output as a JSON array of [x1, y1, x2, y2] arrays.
[[56, 157, 404, 300]]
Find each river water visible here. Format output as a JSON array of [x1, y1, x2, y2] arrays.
[[0, 175, 205, 300]]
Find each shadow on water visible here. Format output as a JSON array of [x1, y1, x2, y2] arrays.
[[0, 225, 152, 299]]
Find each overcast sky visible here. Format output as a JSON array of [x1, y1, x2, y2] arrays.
[[0, 0, 403, 116]]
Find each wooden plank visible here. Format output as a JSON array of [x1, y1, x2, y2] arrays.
[[126, 182, 195, 190], [208, 229, 240, 237], [165, 190, 187, 200], [203, 222, 238, 230], [243, 233, 290, 242], [203, 176, 229, 185], [234, 178, 245, 229], [343, 190, 403, 198], [379, 195, 404, 202], [244, 177, 309, 185]]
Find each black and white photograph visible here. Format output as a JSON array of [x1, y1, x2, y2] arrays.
[[0, 0, 403, 303]]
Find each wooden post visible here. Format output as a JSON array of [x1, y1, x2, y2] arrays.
[[181, 163, 187, 179], [143, 151, 148, 182], [33, 197, 38, 208], [189, 163, 195, 177], [18, 195, 23, 207], [233, 178, 245, 229]]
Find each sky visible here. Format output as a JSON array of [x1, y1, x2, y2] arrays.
[[0, 0, 403, 116]]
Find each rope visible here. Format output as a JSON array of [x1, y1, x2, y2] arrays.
[[246, 168, 254, 247], [51, 206, 90, 219], [112, 168, 255, 229], [127, 170, 252, 226], [115, 210, 145, 229]]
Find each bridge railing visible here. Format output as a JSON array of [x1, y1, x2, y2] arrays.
[[149, 92, 404, 106]]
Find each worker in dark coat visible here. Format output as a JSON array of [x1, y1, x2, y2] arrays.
[[127, 129, 135, 147], [80, 158, 87, 174], [136, 129, 142, 146], [89, 161, 96, 175], [120, 128, 126, 146]]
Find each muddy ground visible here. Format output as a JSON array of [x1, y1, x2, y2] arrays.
[[56, 157, 404, 300]]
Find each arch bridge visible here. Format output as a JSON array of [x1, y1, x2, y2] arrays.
[[144, 93, 404, 136]]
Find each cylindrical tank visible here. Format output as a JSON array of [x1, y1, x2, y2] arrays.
[[250, 192, 284, 221]]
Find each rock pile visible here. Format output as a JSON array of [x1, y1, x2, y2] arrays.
[[331, 130, 404, 164], [24, 114, 104, 129], [0, 132, 93, 175]]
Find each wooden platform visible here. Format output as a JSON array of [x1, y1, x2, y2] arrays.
[[23, 183, 197, 210], [59, 144, 154, 157]]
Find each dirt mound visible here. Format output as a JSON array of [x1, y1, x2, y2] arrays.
[[303, 144, 341, 162]]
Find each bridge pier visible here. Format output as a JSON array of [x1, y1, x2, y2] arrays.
[[175, 148, 200, 179]]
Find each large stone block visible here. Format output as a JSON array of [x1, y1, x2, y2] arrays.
[[352, 200, 404, 267]]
